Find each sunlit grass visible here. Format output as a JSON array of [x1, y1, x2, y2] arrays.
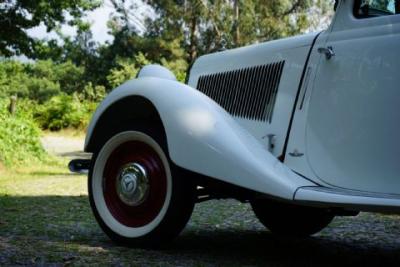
[[0, 158, 86, 197]]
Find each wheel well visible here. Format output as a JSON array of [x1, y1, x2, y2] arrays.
[[86, 96, 163, 154], [86, 95, 266, 204]]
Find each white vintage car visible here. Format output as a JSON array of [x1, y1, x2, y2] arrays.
[[69, 0, 400, 246]]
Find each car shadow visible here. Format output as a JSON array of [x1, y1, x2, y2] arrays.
[[59, 151, 92, 158], [171, 229, 400, 266], [1, 195, 400, 266]]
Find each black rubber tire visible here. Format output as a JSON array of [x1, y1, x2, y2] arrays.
[[88, 123, 195, 248], [251, 199, 334, 237]]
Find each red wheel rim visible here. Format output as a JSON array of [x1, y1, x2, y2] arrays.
[[102, 141, 167, 227]]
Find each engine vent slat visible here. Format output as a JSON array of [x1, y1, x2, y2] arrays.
[[196, 60, 285, 122], [268, 61, 285, 122], [264, 63, 277, 121]]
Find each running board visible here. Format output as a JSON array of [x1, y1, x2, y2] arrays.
[[294, 186, 400, 213]]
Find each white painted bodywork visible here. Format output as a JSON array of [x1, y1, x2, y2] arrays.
[[188, 33, 317, 157], [308, 1, 400, 194], [85, 0, 400, 211], [295, 186, 400, 212], [137, 64, 177, 81], [85, 77, 315, 200], [286, 0, 400, 195]]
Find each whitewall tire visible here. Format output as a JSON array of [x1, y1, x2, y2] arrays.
[[88, 127, 195, 247]]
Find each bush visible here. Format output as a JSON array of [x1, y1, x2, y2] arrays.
[[34, 94, 96, 131], [0, 60, 85, 103], [0, 99, 48, 167], [81, 82, 106, 102]]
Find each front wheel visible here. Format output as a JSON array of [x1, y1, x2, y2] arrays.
[[251, 199, 334, 237], [89, 129, 195, 247]]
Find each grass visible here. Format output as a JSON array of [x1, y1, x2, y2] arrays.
[[1, 154, 400, 266]]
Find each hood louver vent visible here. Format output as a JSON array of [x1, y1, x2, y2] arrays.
[[196, 61, 285, 123]]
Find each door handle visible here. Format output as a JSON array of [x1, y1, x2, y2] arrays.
[[317, 46, 335, 60]]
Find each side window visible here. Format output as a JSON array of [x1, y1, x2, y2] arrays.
[[354, 0, 400, 18]]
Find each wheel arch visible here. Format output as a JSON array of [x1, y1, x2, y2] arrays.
[[85, 95, 164, 154]]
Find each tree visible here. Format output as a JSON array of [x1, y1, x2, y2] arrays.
[[0, 0, 101, 57], [142, 0, 332, 65], [106, 52, 150, 88], [0, 59, 87, 102], [92, 0, 188, 86]]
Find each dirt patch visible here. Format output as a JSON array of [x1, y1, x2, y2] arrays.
[[41, 135, 84, 155], [40, 135, 91, 160]]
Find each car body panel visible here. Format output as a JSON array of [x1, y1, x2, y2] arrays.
[[85, 77, 315, 200], [295, 186, 400, 212], [188, 33, 318, 157], [294, 0, 400, 194]]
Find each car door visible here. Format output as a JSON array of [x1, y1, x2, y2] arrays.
[[306, 0, 400, 194]]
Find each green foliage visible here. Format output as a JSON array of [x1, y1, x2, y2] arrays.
[[52, 61, 86, 94], [106, 53, 151, 88], [106, 52, 188, 87], [0, 59, 101, 133], [0, 60, 85, 103], [34, 94, 95, 131], [2, 0, 332, 97], [141, 0, 331, 64], [25, 77, 61, 103], [0, 99, 47, 167], [107, 60, 139, 88], [81, 82, 106, 102], [0, 0, 101, 57], [161, 58, 187, 83]]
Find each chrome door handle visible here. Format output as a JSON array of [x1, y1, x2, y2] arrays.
[[317, 46, 335, 60]]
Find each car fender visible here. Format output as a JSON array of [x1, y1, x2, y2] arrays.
[[85, 75, 315, 200]]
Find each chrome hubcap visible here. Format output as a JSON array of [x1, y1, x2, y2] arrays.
[[116, 163, 149, 206]]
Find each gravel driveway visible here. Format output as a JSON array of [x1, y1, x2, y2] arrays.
[[180, 200, 400, 266]]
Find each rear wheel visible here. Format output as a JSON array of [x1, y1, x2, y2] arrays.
[[89, 127, 195, 247], [251, 199, 334, 237]]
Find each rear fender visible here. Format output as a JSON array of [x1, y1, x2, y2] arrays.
[[85, 77, 315, 199]]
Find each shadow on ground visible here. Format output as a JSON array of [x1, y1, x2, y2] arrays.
[[59, 151, 92, 159], [173, 230, 400, 266], [1, 195, 400, 266]]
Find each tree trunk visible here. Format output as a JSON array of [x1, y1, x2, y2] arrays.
[[189, 16, 198, 65], [8, 95, 17, 115], [233, 0, 240, 46]]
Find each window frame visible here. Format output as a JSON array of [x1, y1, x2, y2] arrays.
[[353, 0, 399, 19]]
